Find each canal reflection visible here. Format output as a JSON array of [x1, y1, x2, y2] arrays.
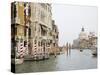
[[16, 49, 97, 73]]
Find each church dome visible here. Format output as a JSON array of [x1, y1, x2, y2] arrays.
[[79, 27, 88, 40]]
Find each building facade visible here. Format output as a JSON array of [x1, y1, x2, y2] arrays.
[[72, 27, 97, 49], [29, 3, 53, 60], [11, 2, 59, 61], [88, 32, 97, 49], [79, 27, 89, 49], [11, 2, 26, 59], [50, 20, 59, 55], [72, 39, 79, 49]]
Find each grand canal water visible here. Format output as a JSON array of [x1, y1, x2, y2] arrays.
[[15, 49, 97, 73]]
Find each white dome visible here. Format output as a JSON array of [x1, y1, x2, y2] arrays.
[[79, 27, 88, 40], [79, 32, 88, 40]]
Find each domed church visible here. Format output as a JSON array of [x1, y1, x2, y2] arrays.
[[79, 27, 88, 40], [79, 27, 89, 49]]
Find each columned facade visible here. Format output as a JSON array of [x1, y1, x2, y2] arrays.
[[11, 2, 26, 59], [11, 2, 59, 61], [11, 2, 31, 59], [30, 3, 52, 60]]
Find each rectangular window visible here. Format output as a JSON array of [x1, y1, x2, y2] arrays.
[[15, 26, 17, 35], [28, 5, 31, 17], [38, 42, 41, 46], [24, 41, 27, 47], [34, 40, 37, 44], [24, 27, 26, 36], [29, 28, 31, 37]]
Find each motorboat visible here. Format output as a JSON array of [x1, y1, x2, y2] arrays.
[[92, 49, 97, 56], [80, 49, 83, 52]]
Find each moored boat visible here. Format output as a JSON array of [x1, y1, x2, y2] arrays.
[[92, 49, 97, 56]]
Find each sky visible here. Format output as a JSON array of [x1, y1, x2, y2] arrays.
[[52, 4, 98, 46]]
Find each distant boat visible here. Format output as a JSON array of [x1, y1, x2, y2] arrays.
[[80, 49, 83, 52], [54, 51, 57, 58], [92, 49, 97, 56], [91, 45, 97, 56]]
